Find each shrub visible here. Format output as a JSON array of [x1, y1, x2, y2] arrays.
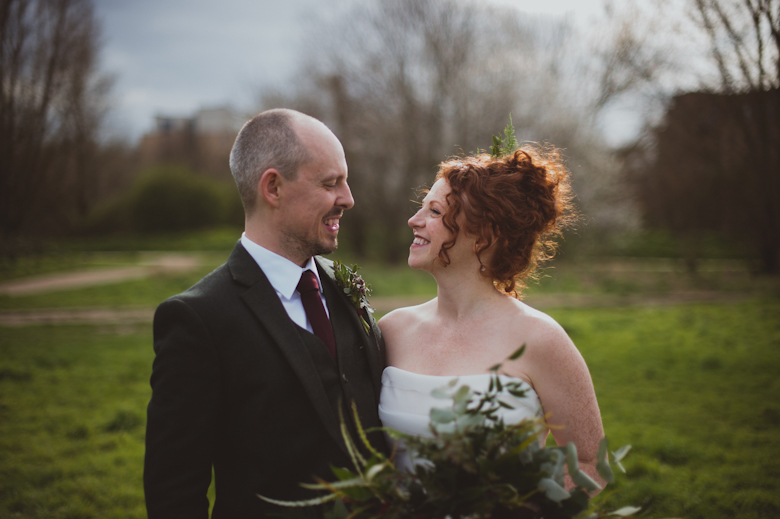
[[131, 165, 227, 232]]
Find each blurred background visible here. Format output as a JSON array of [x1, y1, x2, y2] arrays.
[[1, 0, 778, 517]]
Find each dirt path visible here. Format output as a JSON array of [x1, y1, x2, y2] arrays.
[[0, 254, 202, 296], [0, 256, 753, 326], [0, 291, 748, 326]]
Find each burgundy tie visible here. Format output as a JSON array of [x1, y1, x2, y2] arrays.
[[297, 270, 336, 359]]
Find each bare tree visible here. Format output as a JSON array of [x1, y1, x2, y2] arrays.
[[0, 0, 109, 247], [264, 0, 622, 261], [623, 0, 780, 272], [692, 0, 780, 92]]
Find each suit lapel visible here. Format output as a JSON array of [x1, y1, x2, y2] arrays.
[[316, 258, 385, 399], [229, 244, 347, 454]]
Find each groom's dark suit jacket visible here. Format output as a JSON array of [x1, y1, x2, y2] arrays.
[[144, 243, 388, 519]]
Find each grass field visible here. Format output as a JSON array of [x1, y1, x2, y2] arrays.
[[2, 294, 779, 518]]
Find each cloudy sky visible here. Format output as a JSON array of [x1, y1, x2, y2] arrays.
[[96, 0, 610, 142]]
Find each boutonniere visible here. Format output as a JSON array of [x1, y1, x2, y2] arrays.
[[333, 260, 374, 335]]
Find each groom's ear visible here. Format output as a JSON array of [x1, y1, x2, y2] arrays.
[[259, 168, 283, 208]]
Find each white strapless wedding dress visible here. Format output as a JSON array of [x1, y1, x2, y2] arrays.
[[378, 366, 544, 471]]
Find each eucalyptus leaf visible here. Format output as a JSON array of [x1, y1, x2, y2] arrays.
[[488, 363, 501, 372], [571, 469, 602, 492], [538, 477, 570, 502], [453, 399, 469, 415], [612, 444, 632, 462], [595, 437, 615, 483], [609, 506, 642, 516], [566, 442, 579, 475], [597, 437, 608, 464], [431, 387, 451, 399], [456, 412, 484, 429], [453, 385, 472, 404], [597, 457, 615, 484], [430, 407, 457, 424]]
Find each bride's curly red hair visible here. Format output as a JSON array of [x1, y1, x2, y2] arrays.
[[433, 145, 577, 298]]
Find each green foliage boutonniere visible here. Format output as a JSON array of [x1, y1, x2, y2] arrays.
[[333, 260, 374, 335]]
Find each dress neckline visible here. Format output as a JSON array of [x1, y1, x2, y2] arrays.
[[383, 365, 535, 390]]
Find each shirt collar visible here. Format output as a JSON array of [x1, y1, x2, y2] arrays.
[[240, 233, 324, 299]]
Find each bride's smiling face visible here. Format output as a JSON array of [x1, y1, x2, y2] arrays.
[[408, 179, 475, 272]]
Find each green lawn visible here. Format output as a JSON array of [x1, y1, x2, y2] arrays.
[[1, 299, 779, 518], [548, 299, 780, 518]]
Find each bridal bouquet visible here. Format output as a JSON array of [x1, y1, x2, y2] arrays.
[[260, 348, 636, 519]]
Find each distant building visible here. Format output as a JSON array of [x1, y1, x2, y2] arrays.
[[139, 107, 246, 178]]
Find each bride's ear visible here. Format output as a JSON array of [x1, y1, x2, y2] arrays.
[[474, 234, 497, 264]]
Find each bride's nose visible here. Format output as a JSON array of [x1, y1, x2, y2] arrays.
[[408, 208, 424, 228]]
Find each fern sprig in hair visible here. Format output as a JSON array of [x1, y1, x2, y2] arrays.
[[490, 114, 519, 158]]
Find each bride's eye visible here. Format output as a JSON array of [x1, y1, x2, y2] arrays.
[[431, 208, 441, 216]]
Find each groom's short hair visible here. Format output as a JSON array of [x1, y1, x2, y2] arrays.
[[229, 108, 313, 213]]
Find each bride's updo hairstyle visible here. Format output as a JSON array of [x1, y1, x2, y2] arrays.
[[434, 146, 577, 297]]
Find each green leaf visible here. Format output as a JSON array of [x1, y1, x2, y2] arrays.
[[571, 469, 602, 492], [597, 437, 615, 483], [430, 407, 457, 423], [612, 444, 632, 462], [488, 363, 502, 372], [257, 493, 337, 507], [431, 387, 451, 399], [609, 506, 642, 516], [538, 478, 570, 502], [597, 437, 608, 462], [338, 405, 365, 476], [508, 344, 526, 360], [490, 114, 519, 157], [453, 385, 471, 404], [330, 466, 355, 481], [597, 457, 615, 484], [365, 463, 386, 482], [566, 442, 579, 475], [300, 477, 367, 490], [351, 401, 385, 462]]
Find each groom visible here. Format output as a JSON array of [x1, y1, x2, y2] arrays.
[[144, 109, 388, 518]]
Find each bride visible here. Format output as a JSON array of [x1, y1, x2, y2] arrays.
[[377, 146, 606, 489]]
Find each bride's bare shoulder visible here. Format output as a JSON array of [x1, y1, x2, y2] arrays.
[[507, 298, 572, 348], [378, 299, 436, 333]]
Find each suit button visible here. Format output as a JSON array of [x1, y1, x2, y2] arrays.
[[342, 373, 348, 383]]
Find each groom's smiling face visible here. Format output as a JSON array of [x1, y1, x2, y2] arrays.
[[277, 120, 354, 266]]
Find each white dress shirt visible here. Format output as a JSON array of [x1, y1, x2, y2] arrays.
[[240, 234, 330, 334]]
